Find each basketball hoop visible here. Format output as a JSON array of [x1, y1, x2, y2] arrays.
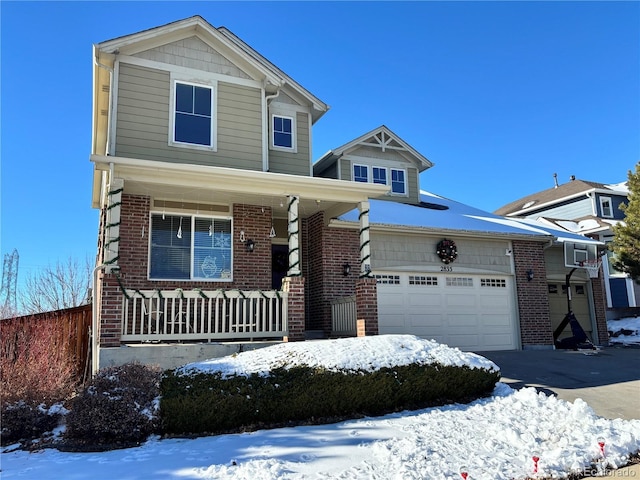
[[579, 259, 601, 278]]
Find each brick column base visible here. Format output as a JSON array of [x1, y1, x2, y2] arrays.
[[356, 277, 378, 336], [283, 276, 305, 342]]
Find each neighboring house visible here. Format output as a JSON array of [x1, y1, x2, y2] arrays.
[[494, 177, 635, 318], [90, 17, 608, 371]]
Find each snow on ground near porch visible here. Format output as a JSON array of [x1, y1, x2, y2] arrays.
[[608, 316, 640, 345], [177, 334, 498, 377], [2, 335, 640, 479]]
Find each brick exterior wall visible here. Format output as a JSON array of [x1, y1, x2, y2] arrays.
[[97, 194, 273, 346], [304, 212, 360, 335], [356, 277, 379, 336], [590, 271, 609, 345], [283, 276, 305, 341], [512, 240, 554, 347]]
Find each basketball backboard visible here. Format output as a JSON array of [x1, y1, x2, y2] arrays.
[[563, 241, 599, 269]]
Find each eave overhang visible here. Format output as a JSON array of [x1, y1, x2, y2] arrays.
[[91, 154, 389, 219]]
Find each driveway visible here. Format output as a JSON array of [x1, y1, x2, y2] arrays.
[[479, 345, 640, 421]]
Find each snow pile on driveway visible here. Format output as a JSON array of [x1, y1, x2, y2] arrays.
[[177, 334, 499, 377], [608, 316, 640, 345]]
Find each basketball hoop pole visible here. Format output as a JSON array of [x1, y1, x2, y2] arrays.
[[565, 267, 578, 314]]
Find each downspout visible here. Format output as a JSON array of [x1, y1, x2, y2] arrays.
[[262, 85, 282, 172], [94, 53, 114, 156]]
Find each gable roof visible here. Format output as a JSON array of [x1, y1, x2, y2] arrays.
[[94, 15, 329, 121], [314, 125, 433, 175], [494, 178, 627, 217]]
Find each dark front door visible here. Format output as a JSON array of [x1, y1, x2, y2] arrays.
[[272, 244, 289, 290]]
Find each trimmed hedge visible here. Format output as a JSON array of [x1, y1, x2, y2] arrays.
[[160, 363, 500, 436]]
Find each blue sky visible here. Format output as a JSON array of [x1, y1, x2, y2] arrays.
[[1, 1, 638, 290]]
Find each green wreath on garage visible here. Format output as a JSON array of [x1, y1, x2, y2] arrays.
[[436, 238, 458, 264]]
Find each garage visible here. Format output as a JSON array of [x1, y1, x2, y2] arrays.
[[375, 272, 518, 351], [547, 281, 593, 341]]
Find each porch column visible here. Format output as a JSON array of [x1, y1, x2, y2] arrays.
[[287, 195, 301, 276], [358, 201, 372, 277], [104, 178, 123, 273], [283, 276, 305, 341]]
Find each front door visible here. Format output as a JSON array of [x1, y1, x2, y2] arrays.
[[272, 244, 289, 290]]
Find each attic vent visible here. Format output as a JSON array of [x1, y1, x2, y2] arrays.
[[101, 85, 110, 93], [100, 109, 108, 116], [418, 201, 449, 211]]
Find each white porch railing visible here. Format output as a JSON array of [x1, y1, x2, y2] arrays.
[[331, 295, 357, 336], [121, 289, 288, 342]]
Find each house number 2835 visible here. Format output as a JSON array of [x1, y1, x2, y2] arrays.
[[440, 265, 453, 272]]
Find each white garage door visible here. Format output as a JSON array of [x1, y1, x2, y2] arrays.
[[376, 272, 517, 351]]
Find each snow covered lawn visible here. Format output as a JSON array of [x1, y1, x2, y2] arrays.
[[2, 335, 639, 479]]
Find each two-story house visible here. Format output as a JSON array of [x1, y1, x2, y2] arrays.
[[495, 177, 635, 319], [90, 16, 608, 371]]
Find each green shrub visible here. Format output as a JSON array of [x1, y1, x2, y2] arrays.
[[64, 363, 161, 450], [160, 363, 500, 436]]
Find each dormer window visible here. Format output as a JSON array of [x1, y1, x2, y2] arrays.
[[372, 167, 387, 185], [391, 169, 406, 195], [170, 78, 216, 150], [353, 164, 369, 183], [351, 163, 408, 196], [271, 114, 296, 151]]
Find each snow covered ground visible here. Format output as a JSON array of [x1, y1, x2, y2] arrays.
[[2, 334, 639, 480], [608, 316, 640, 346]]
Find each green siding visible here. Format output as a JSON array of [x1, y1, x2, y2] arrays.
[[115, 63, 263, 170], [268, 112, 311, 176]]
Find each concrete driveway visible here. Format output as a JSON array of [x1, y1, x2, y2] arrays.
[[480, 345, 640, 421]]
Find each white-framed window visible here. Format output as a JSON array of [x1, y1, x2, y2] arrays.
[[481, 278, 507, 288], [271, 114, 296, 151], [375, 274, 401, 285], [353, 164, 369, 183], [391, 168, 407, 195], [372, 167, 387, 185], [149, 213, 232, 281], [599, 196, 613, 218], [170, 79, 216, 150], [446, 277, 473, 287]]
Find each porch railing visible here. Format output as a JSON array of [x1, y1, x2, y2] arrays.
[[331, 295, 357, 336], [121, 289, 288, 343]]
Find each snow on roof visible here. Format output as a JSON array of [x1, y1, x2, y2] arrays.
[[605, 181, 629, 193], [339, 191, 601, 244], [178, 334, 498, 377]]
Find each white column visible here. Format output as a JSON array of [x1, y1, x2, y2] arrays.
[[287, 195, 301, 276], [359, 201, 372, 277]]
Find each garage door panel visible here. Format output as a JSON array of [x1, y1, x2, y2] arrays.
[[481, 314, 511, 327], [377, 272, 516, 351], [409, 314, 444, 327]]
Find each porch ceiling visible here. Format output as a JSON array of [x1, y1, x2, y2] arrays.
[[91, 154, 389, 219]]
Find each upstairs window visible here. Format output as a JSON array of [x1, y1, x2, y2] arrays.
[[150, 214, 232, 281], [272, 115, 294, 149], [353, 164, 369, 183], [599, 196, 613, 218], [391, 169, 406, 195], [171, 80, 215, 149], [372, 167, 387, 185]]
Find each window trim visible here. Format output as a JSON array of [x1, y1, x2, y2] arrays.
[[148, 212, 233, 282], [390, 168, 408, 196], [353, 164, 369, 183], [169, 77, 217, 152], [270, 113, 297, 153], [599, 196, 613, 218], [350, 161, 409, 197]]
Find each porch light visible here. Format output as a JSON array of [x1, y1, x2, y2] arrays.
[[527, 269, 534, 282], [343, 263, 351, 277], [246, 239, 255, 253]]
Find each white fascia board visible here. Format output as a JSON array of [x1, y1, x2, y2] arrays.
[[91, 154, 389, 202]]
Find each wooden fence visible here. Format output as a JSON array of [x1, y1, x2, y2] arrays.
[[0, 304, 92, 383]]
